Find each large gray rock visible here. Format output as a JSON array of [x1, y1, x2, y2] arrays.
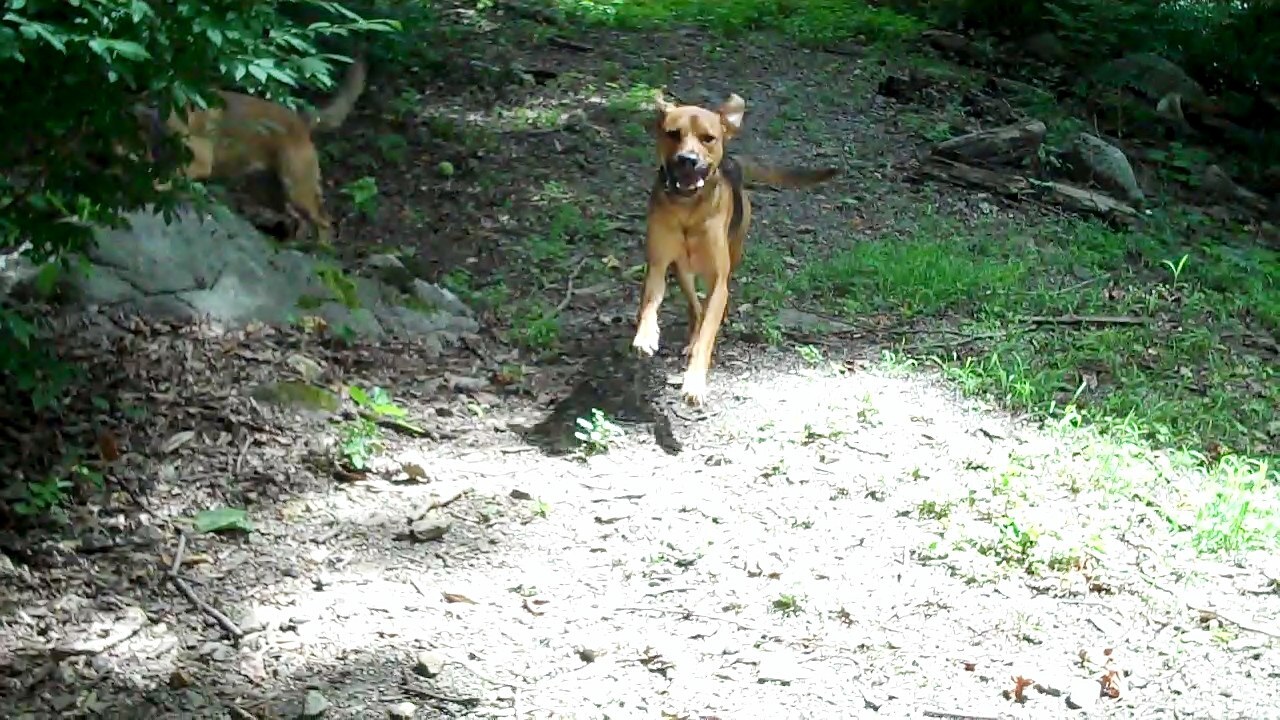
[[1061, 133, 1145, 205], [17, 206, 477, 355], [1092, 53, 1211, 110]]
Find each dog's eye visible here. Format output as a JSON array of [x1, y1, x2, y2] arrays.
[[665, 129, 681, 141], [700, 134, 717, 144]]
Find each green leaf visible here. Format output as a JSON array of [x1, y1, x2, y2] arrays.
[[0, 27, 20, 60], [192, 507, 253, 534], [100, 38, 150, 61], [348, 385, 371, 407], [33, 260, 61, 298], [372, 402, 407, 419]]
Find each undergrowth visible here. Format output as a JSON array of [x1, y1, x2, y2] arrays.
[[742, 210, 1278, 470], [554, 0, 926, 45]]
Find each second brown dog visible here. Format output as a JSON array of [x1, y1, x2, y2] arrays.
[[147, 57, 368, 244]]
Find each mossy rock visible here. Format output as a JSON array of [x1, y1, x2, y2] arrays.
[[250, 381, 340, 415]]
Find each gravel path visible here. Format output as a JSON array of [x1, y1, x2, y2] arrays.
[[2, 318, 1276, 720]]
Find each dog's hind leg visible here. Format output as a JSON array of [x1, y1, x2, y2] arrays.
[[680, 268, 729, 406], [674, 259, 702, 357]]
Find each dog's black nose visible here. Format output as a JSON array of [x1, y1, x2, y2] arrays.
[[674, 153, 699, 168]]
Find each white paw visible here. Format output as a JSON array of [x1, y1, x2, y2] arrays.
[[680, 371, 707, 406], [632, 324, 660, 357]]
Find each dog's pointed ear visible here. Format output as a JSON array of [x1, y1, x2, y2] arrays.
[[719, 93, 745, 136], [653, 89, 675, 132], [654, 88, 675, 114]]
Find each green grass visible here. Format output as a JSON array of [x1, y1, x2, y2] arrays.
[[742, 212, 1279, 470], [554, 0, 925, 45]]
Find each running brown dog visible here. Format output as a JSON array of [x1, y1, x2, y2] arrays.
[[632, 91, 839, 406], [147, 57, 367, 244]]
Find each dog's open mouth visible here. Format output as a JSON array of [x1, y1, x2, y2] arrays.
[[666, 163, 711, 195]]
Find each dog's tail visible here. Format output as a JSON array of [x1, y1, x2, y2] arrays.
[[309, 56, 368, 132], [736, 156, 840, 188]]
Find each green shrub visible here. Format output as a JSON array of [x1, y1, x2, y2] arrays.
[[556, 0, 925, 45], [0, 1, 399, 411]]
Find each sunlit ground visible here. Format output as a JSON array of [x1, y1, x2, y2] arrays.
[[30, 345, 1273, 718]]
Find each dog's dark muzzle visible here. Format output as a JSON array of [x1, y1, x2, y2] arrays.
[[662, 153, 711, 197]]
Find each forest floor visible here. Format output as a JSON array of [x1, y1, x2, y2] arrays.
[[2, 3, 1278, 719]]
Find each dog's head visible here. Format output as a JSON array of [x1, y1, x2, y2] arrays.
[[653, 91, 745, 197]]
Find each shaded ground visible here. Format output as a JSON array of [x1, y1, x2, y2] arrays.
[[3, 5, 1279, 720]]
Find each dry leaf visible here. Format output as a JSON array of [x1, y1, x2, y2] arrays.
[[522, 597, 547, 616], [1100, 669, 1122, 698], [1009, 675, 1034, 703], [97, 432, 121, 463], [442, 592, 476, 605], [161, 430, 197, 454]]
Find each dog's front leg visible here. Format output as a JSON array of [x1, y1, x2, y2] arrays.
[[681, 273, 729, 406], [633, 228, 676, 356]]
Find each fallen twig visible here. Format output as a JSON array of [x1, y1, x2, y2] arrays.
[[401, 685, 481, 706], [426, 487, 472, 510], [547, 35, 593, 52], [402, 669, 482, 706], [1024, 314, 1150, 326], [1188, 604, 1280, 639], [904, 313, 1150, 352], [615, 606, 763, 632], [552, 256, 592, 316], [904, 330, 1012, 352], [167, 533, 244, 640], [233, 435, 251, 476], [359, 411, 432, 438], [845, 442, 890, 458], [923, 710, 1002, 720]]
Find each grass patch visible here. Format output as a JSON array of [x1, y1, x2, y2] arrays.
[[554, 0, 925, 45], [743, 212, 1279, 467], [916, 405, 1280, 577]]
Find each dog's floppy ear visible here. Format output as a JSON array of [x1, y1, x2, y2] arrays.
[[719, 93, 745, 136]]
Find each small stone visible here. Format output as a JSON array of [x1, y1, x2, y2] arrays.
[[509, 489, 533, 501], [131, 524, 166, 546], [414, 651, 445, 678], [577, 648, 598, 663], [1066, 678, 1100, 710], [756, 656, 800, 686], [303, 689, 331, 717], [285, 353, 326, 383], [364, 253, 407, 272], [408, 514, 452, 542], [450, 375, 488, 393], [168, 669, 192, 689], [1227, 636, 1266, 653], [388, 701, 417, 719], [362, 254, 415, 291], [395, 451, 431, 481]]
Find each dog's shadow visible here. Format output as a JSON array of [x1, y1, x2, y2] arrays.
[[518, 331, 683, 457]]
